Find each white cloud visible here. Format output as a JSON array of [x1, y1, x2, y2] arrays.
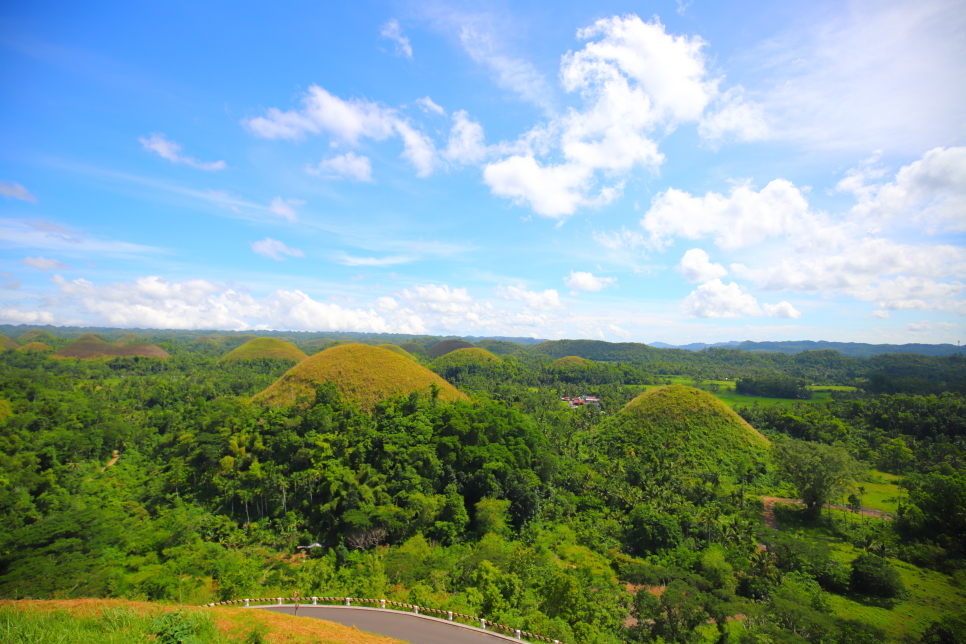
[[750, 0, 966, 153], [251, 238, 304, 261], [678, 248, 727, 283], [607, 323, 632, 339], [762, 301, 802, 319], [682, 279, 762, 318], [840, 146, 966, 233], [138, 133, 226, 171], [0, 180, 37, 203], [698, 88, 770, 143], [494, 284, 564, 310], [482, 15, 760, 217], [0, 218, 160, 256], [243, 85, 435, 176], [443, 110, 488, 165], [268, 196, 304, 223], [401, 284, 473, 304], [306, 152, 373, 182], [334, 253, 411, 267], [0, 308, 54, 324], [593, 227, 647, 250], [415, 96, 445, 115], [380, 19, 413, 59], [872, 309, 890, 319], [641, 179, 812, 250], [49, 274, 425, 333], [564, 271, 616, 293], [22, 256, 71, 270]]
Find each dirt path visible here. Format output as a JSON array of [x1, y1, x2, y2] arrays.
[[101, 450, 119, 472], [761, 496, 893, 530]]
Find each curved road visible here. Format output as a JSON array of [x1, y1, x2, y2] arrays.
[[257, 605, 523, 644]]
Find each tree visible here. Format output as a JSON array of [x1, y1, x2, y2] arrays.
[[849, 554, 905, 599], [773, 438, 859, 518]]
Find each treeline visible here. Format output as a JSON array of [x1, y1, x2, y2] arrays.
[[735, 378, 811, 399]]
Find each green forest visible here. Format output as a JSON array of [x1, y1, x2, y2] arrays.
[[1, 328, 964, 644]]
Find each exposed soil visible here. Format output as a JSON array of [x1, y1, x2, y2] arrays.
[[761, 496, 893, 531]]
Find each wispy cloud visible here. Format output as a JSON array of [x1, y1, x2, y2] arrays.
[[334, 252, 413, 267], [0, 218, 162, 257], [380, 19, 413, 59], [22, 256, 72, 270], [139, 133, 226, 171], [251, 238, 304, 261], [0, 180, 38, 203], [306, 152, 373, 182]]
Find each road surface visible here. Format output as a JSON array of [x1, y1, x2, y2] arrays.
[[257, 605, 524, 644]]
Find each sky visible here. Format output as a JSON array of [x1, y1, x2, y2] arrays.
[[1, 0, 964, 345]]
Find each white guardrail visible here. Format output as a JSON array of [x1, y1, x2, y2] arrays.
[[203, 596, 561, 643]]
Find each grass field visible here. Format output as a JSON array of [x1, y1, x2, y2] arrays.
[[853, 470, 904, 514], [636, 377, 857, 409], [0, 599, 406, 644], [770, 506, 964, 642]]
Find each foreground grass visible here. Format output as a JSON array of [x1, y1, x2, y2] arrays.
[[0, 599, 405, 644], [771, 505, 965, 642]]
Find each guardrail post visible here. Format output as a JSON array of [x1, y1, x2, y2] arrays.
[[481, 618, 486, 629], [516, 630, 521, 639], [311, 597, 317, 605], [244, 599, 250, 607], [380, 600, 386, 609], [414, 606, 419, 614], [345, 597, 351, 606], [277, 598, 282, 606], [447, 611, 453, 621]]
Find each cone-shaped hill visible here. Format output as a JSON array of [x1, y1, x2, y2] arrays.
[[17, 342, 51, 352], [598, 385, 770, 475], [115, 333, 143, 345], [551, 356, 594, 369], [0, 334, 19, 350], [431, 347, 502, 369], [427, 339, 474, 358], [218, 337, 308, 363], [398, 342, 428, 357], [17, 329, 58, 346], [254, 343, 466, 410], [53, 333, 170, 359], [378, 343, 415, 359]]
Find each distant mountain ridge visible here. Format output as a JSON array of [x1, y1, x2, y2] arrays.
[[649, 339, 964, 358]]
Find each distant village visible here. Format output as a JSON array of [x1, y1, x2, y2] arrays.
[[561, 395, 600, 409]]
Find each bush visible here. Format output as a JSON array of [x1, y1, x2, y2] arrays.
[[920, 612, 966, 644], [849, 554, 906, 598]]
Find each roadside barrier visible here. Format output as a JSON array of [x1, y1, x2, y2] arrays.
[[203, 596, 560, 643]]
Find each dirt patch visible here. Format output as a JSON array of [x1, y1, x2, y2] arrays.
[[761, 496, 893, 531]]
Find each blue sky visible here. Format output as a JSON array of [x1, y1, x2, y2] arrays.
[[1, 0, 964, 344]]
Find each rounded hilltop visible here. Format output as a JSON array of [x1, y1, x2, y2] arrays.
[[53, 333, 170, 359], [426, 339, 474, 358], [551, 356, 594, 369], [431, 347, 502, 369], [0, 334, 19, 350], [218, 337, 308, 363], [253, 343, 466, 410], [17, 342, 51, 352], [599, 385, 770, 474], [377, 343, 415, 359]]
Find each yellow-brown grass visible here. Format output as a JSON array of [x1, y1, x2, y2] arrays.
[[551, 356, 593, 369], [0, 333, 19, 350], [303, 337, 340, 348], [377, 343, 415, 359], [398, 342, 428, 356], [0, 599, 406, 644], [53, 334, 170, 360], [218, 337, 308, 363], [17, 329, 58, 345], [426, 339, 474, 358], [254, 343, 466, 410], [114, 333, 143, 345], [17, 342, 51, 352], [431, 347, 502, 369]]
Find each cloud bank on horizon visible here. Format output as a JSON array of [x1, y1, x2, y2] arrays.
[[0, 0, 964, 344]]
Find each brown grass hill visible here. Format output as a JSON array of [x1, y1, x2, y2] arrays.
[[475, 339, 526, 355], [0, 334, 19, 350], [114, 333, 143, 345], [253, 343, 466, 410], [398, 341, 429, 357], [597, 385, 770, 477], [16, 329, 59, 346], [53, 334, 170, 360], [17, 342, 51, 352], [378, 343, 415, 359], [303, 337, 340, 348], [427, 339, 474, 358], [551, 356, 594, 369], [217, 337, 308, 363], [431, 347, 502, 369]]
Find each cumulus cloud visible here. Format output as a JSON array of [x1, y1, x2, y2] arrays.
[[564, 271, 617, 294], [481, 15, 764, 217], [839, 146, 966, 233], [762, 301, 802, 318], [138, 133, 226, 171], [681, 279, 762, 318], [0, 180, 37, 203], [380, 19, 413, 59], [698, 88, 770, 143], [243, 85, 435, 176], [872, 310, 890, 319], [306, 152, 373, 182], [0, 308, 54, 324], [22, 256, 71, 270], [641, 179, 812, 250], [443, 111, 489, 165], [268, 197, 304, 222], [251, 238, 304, 261], [678, 249, 727, 283], [607, 324, 632, 339], [494, 284, 564, 310]]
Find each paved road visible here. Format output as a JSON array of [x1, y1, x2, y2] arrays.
[[257, 605, 522, 644]]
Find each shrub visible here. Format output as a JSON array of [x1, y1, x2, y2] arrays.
[[849, 554, 906, 598], [920, 612, 966, 644]]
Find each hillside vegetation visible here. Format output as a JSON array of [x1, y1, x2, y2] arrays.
[[427, 339, 475, 358], [218, 337, 308, 363], [0, 334, 19, 350], [53, 333, 170, 359], [254, 343, 465, 409], [16, 342, 50, 352], [377, 343, 415, 359]]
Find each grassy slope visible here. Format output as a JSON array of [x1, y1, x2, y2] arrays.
[[218, 337, 308, 363], [771, 508, 965, 642], [377, 343, 415, 359], [53, 334, 170, 360], [0, 599, 404, 644], [426, 339, 474, 359], [254, 343, 467, 410], [551, 356, 593, 369], [430, 347, 502, 369], [16, 342, 50, 352], [16, 330, 58, 346], [0, 334, 19, 350]]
